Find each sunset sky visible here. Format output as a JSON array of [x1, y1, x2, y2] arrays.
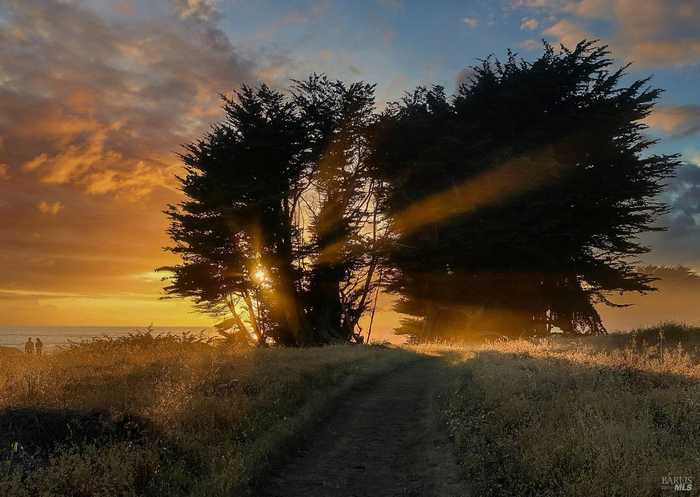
[[1, 0, 700, 329]]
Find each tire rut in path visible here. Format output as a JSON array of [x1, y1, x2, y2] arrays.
[[258, 358, 469, 497]]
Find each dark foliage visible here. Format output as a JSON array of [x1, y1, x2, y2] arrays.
[[160, 84, 308, 345], [292, 75, 379, 342], [161, 78, 379, 345], [162, 41, 678, 345], [369, 41, 679, 341]]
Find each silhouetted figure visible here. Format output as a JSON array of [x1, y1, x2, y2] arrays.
[[24, 337, 35, 355], [35, 338, 43, 356]]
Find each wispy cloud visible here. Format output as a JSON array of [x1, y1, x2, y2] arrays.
[[37, 201, 63, 216], [520, 17, 539, 30], [542, 19, 592, 49], [0, 0, 272, 325], [0, 0, 256, 197], [170, 0, 219, 21], [514, 0, 700, 67], [519, 39, 541, 50], [644, 105, 700, 137], [462, 17, 479, 29]]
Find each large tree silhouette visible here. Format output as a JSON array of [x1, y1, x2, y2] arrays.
[[160, 84, 308, 345], [162, 41, 678, 345], [161, 78, 380, 345], [293, 76, 379, 342], [370, 41, 679, 340]]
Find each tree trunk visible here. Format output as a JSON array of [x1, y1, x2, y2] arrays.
[[227, 297, 253, 339], [242, 289, 265, 345]]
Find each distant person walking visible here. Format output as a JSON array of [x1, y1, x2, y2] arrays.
[[35, 337, 43, 355], [24, 337, 35, 355]]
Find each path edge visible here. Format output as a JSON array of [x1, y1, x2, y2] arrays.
[[237, 348, 426, 496]]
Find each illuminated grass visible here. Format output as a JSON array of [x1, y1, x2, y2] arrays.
[[0, 335, 414, 497], [445, 325, 700, 497]]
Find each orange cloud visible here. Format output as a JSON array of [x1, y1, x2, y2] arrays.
[[1, 0, 256, 197], [542, 19, 592, 49], [520, 18, 540, 30], [520, 0, 700, 67], [37, 201, 63, 216], [112, 1, 136, 16], [565, 0, 611, 18], [23, 129, 115, 186], [643, 106, 700, 136], [171, 0, 219, 21], [0, 0, 261, 326]]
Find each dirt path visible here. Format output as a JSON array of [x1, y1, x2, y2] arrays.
[[258, 358, 469, 497]]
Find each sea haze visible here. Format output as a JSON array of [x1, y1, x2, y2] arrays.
[[0, 326, 214, 350]]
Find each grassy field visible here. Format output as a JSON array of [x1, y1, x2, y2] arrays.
[[0, 333, 414, 497], [444, 323, 700, 497], [3, 324, 699, 497]]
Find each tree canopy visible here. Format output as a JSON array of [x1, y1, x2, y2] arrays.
[[371, 41, 679, 340], [161, 77, 380, 345], [161, 41, 678, 345]]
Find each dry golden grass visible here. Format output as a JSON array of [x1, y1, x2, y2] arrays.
[[0, 333, 414, 497], [4, 324, 698, 496], [444, 324, 700, 497]]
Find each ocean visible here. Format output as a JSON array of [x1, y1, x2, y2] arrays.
[[0, 326, 215, 350]]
